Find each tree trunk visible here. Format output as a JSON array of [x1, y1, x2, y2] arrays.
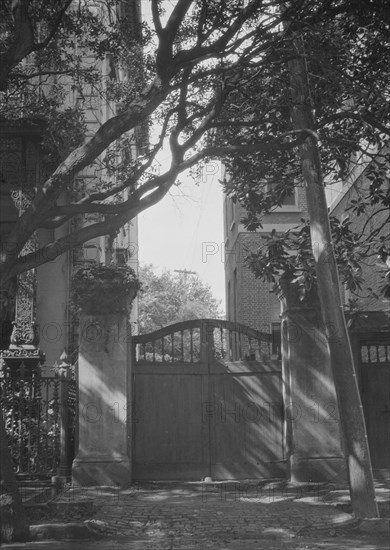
[[0, 412, 29, 542], [287, 35, 379, 518]]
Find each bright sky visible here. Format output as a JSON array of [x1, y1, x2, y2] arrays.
[[138, 166, 226, 312], [138, 2, 226, 312]]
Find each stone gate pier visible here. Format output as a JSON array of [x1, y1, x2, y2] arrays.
[[72, 277, 137, 486], [279, 280, 347, 483]]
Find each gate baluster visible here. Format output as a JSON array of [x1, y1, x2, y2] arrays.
[[36, 375, 42, 475], [52, 374, 60, 474], [18, 368, 26, 473], [9, 374, 16, 469], [44, 377, 49, 472], [58, 352, 71, 478], [27, 371, 34, 473]]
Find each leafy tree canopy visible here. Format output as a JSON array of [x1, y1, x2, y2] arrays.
[[0, 0, 291, 283], [137, 263, 222, 333], [212, 0, 390, 301], [0, 0, 388, 299]]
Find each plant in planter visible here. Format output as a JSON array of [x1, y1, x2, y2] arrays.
[[72, 263, 140, 315]]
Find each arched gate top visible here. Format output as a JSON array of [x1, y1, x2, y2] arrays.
[[132, 318, 271, 364]]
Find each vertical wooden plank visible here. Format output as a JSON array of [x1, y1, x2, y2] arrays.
[[200, 321, 209, 364], [134, 370, 209, 480], [209, 363, 284, 479], [361, 357, 390, 470]]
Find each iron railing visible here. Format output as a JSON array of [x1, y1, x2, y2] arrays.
[[133, 319, 272, 364], [0, 357, 76, 478]]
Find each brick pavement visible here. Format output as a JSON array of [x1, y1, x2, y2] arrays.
[[48, 482, 361, 545], [6, 480, 388, 550]]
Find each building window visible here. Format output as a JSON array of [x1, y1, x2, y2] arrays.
[[271, 322, 281, 359], [76, 243, 101, 264], [230, 197, 235, 229], [227, 280, 231, 321], [281, 191, 296, 206], [267, 182, 299, 211], [224, 198, 229, 236], [0, 278, 17, 348], [233, 269, 237, 322], [115, 247, 129, 265]]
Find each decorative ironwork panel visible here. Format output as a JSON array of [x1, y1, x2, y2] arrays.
[[0, 363, 77, 477], [0, 134, 40, 347], [361, 343, 390, 364], [133, 319, 272, 364], [136, 328, 202, 363]]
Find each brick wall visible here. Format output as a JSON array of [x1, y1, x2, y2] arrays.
[[225, 229, 292, 333], [224, 185, 307, 332], [224, 161, 389, 330]]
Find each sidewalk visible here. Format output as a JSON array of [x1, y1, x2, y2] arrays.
[[3, 480, 390, 549]]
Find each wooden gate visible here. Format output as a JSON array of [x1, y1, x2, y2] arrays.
[[359, 336, 390, 472], [132, 319, 285, 481]]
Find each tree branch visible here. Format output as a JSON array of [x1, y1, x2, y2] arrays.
[[3, 75, 171, 260], [0, 0, 34, 90], [151, 0, 163, 37], [156, 0, 193, 79], [319, 111, 390, 137], [0, 0, 73, 90], [33, 0, 73, 51]]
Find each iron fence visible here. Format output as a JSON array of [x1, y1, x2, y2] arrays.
[[0, 361, 76, 478]]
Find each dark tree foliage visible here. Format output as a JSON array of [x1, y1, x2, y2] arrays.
[[213, 1, 390, 299], [2, 1, 387, 293], [0, 0, 299, 284]]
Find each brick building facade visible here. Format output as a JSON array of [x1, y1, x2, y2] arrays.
[[223, 156, 389, 333], [223, 158, 390, 474], [224, 181, 308, 356]]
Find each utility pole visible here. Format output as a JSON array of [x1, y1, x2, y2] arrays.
[[174, 269, 196, 284]]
